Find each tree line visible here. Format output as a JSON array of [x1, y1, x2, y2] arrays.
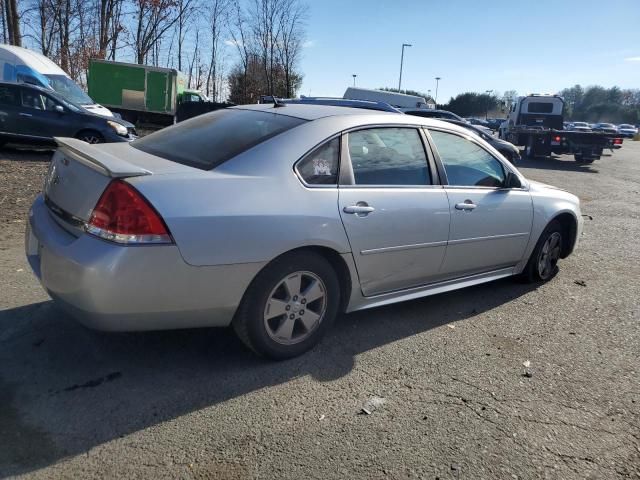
[[1, 0, 307, 103]]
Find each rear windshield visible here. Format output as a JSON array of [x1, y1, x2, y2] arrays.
[[132, 108, 306, 170], [527, 102, 554, 113]]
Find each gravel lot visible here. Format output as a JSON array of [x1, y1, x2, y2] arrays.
[[1, 141, 639, 479]]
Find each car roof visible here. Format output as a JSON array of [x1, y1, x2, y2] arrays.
[[0, 80, 50, 93], [229, 103, 477, 136], [232, 103, 398, 120]]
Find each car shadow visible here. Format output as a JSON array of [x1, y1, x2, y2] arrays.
[[516, 154, 599, 173], [0, 278, 538, 477]]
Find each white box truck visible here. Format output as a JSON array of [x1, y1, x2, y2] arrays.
[[343, 87, 434, 109]]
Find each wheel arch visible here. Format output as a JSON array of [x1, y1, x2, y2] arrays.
[[244, 245, 354, 314], [549, 211, 578, 258]]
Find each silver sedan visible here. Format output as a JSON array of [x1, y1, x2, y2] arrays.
[[26, 104, 583, 358]]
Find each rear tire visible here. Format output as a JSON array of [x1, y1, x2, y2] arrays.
[[75, 130, 104, 144], [233, 251, 340, 359], [519, 220, 563, 283]]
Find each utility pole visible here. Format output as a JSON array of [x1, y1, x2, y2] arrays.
[[398, 43, 412, 92], [434, 77, 441, 105]]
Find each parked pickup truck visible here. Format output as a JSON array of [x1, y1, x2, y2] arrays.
[[87, 59, 208, 125], [499, 94, 623, 163]]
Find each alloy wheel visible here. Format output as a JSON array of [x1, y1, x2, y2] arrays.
[[537, 232, 562, 280], [263, 271, 327, 345], [80, 134, 101, 144]]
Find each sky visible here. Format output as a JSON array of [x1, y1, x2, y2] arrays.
[[299, 0, 640, 102]]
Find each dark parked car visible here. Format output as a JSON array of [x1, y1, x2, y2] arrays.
[[402, 108, 465, 122], [441, 118, 521, 163], [591, 123, 618, 134], [485, 118, 506, 131], [0, 81, 136, 147]]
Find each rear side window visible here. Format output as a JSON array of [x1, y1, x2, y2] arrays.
[[132, 108, 306, 170], [347, 128, 431, 186], [296, 137, 340, 185], [0, 85, 20, 106]]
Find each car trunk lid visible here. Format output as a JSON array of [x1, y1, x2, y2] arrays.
[[44, 138, 154, 225]]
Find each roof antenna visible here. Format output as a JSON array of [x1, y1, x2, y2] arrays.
[[273, 96, 285, 108]]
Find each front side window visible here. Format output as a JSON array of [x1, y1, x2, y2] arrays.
[[347, 128, 431, 186], [429, 130, 505, 187], [21, 89, 45, 110], [296, 137, 340, 185]]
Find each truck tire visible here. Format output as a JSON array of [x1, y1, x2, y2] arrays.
[[525, 136, 536, 158]]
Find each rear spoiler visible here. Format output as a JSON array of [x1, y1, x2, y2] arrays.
[[54, 137, 151, 178]]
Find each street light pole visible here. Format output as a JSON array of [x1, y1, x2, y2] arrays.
[[398, 43, 412, 92], [485, 89, 493, 120], [352, 74, 357, 87], [434, 77, 441, 105]]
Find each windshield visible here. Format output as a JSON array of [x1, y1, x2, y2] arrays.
[[619, 124, 633, 128], [45, 74, 94, 105], [132, 108, 306, 170], [573, 122, 588, 127]]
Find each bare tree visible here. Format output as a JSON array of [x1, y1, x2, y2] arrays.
[[132, 0, 179, 64], [175, 0, 195, 71], [4, 0, 22, 45], [250, 0, 284, 95], [206, 0, 229, 100], [276, 0, 305, 97], [228, 0, 253, 102], [96, 0, 125, 59], [1, 0, 7, 43]]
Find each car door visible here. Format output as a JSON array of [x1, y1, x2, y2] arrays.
[[18, 87, 70, 138], [338, 126, 450, 296], [0, 84, 23, 137], [426, 128, 533, 278]]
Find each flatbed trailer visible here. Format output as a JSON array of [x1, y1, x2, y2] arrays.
[[504, 126, 622, 163]]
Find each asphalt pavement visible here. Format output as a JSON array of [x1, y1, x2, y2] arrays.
[[1, 142, 639, 479]]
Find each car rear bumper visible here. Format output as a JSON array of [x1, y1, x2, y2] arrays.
[[26, 195, 265, 331]]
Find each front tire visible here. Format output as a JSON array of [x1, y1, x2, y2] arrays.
[[233, 251, 340, 359], [520, 220, 563, 283]]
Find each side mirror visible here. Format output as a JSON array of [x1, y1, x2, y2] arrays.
[[505, 171, 522, 189], [54, 105, 64, 114]]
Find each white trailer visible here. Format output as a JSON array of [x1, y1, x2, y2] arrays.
[[343, 87, 433, 109]]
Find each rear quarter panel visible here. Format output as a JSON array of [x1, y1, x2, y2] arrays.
[[128, 119, 355, 266]]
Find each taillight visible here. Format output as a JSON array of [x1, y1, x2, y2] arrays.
[[554, 135, 562, 142], [86, 180, 172, 244], [613, 138, 623, 145]]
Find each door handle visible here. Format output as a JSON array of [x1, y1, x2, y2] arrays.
[[455, 200, 477, 211], [19, 113, 33, 117], [343, 204, 375, 215]]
